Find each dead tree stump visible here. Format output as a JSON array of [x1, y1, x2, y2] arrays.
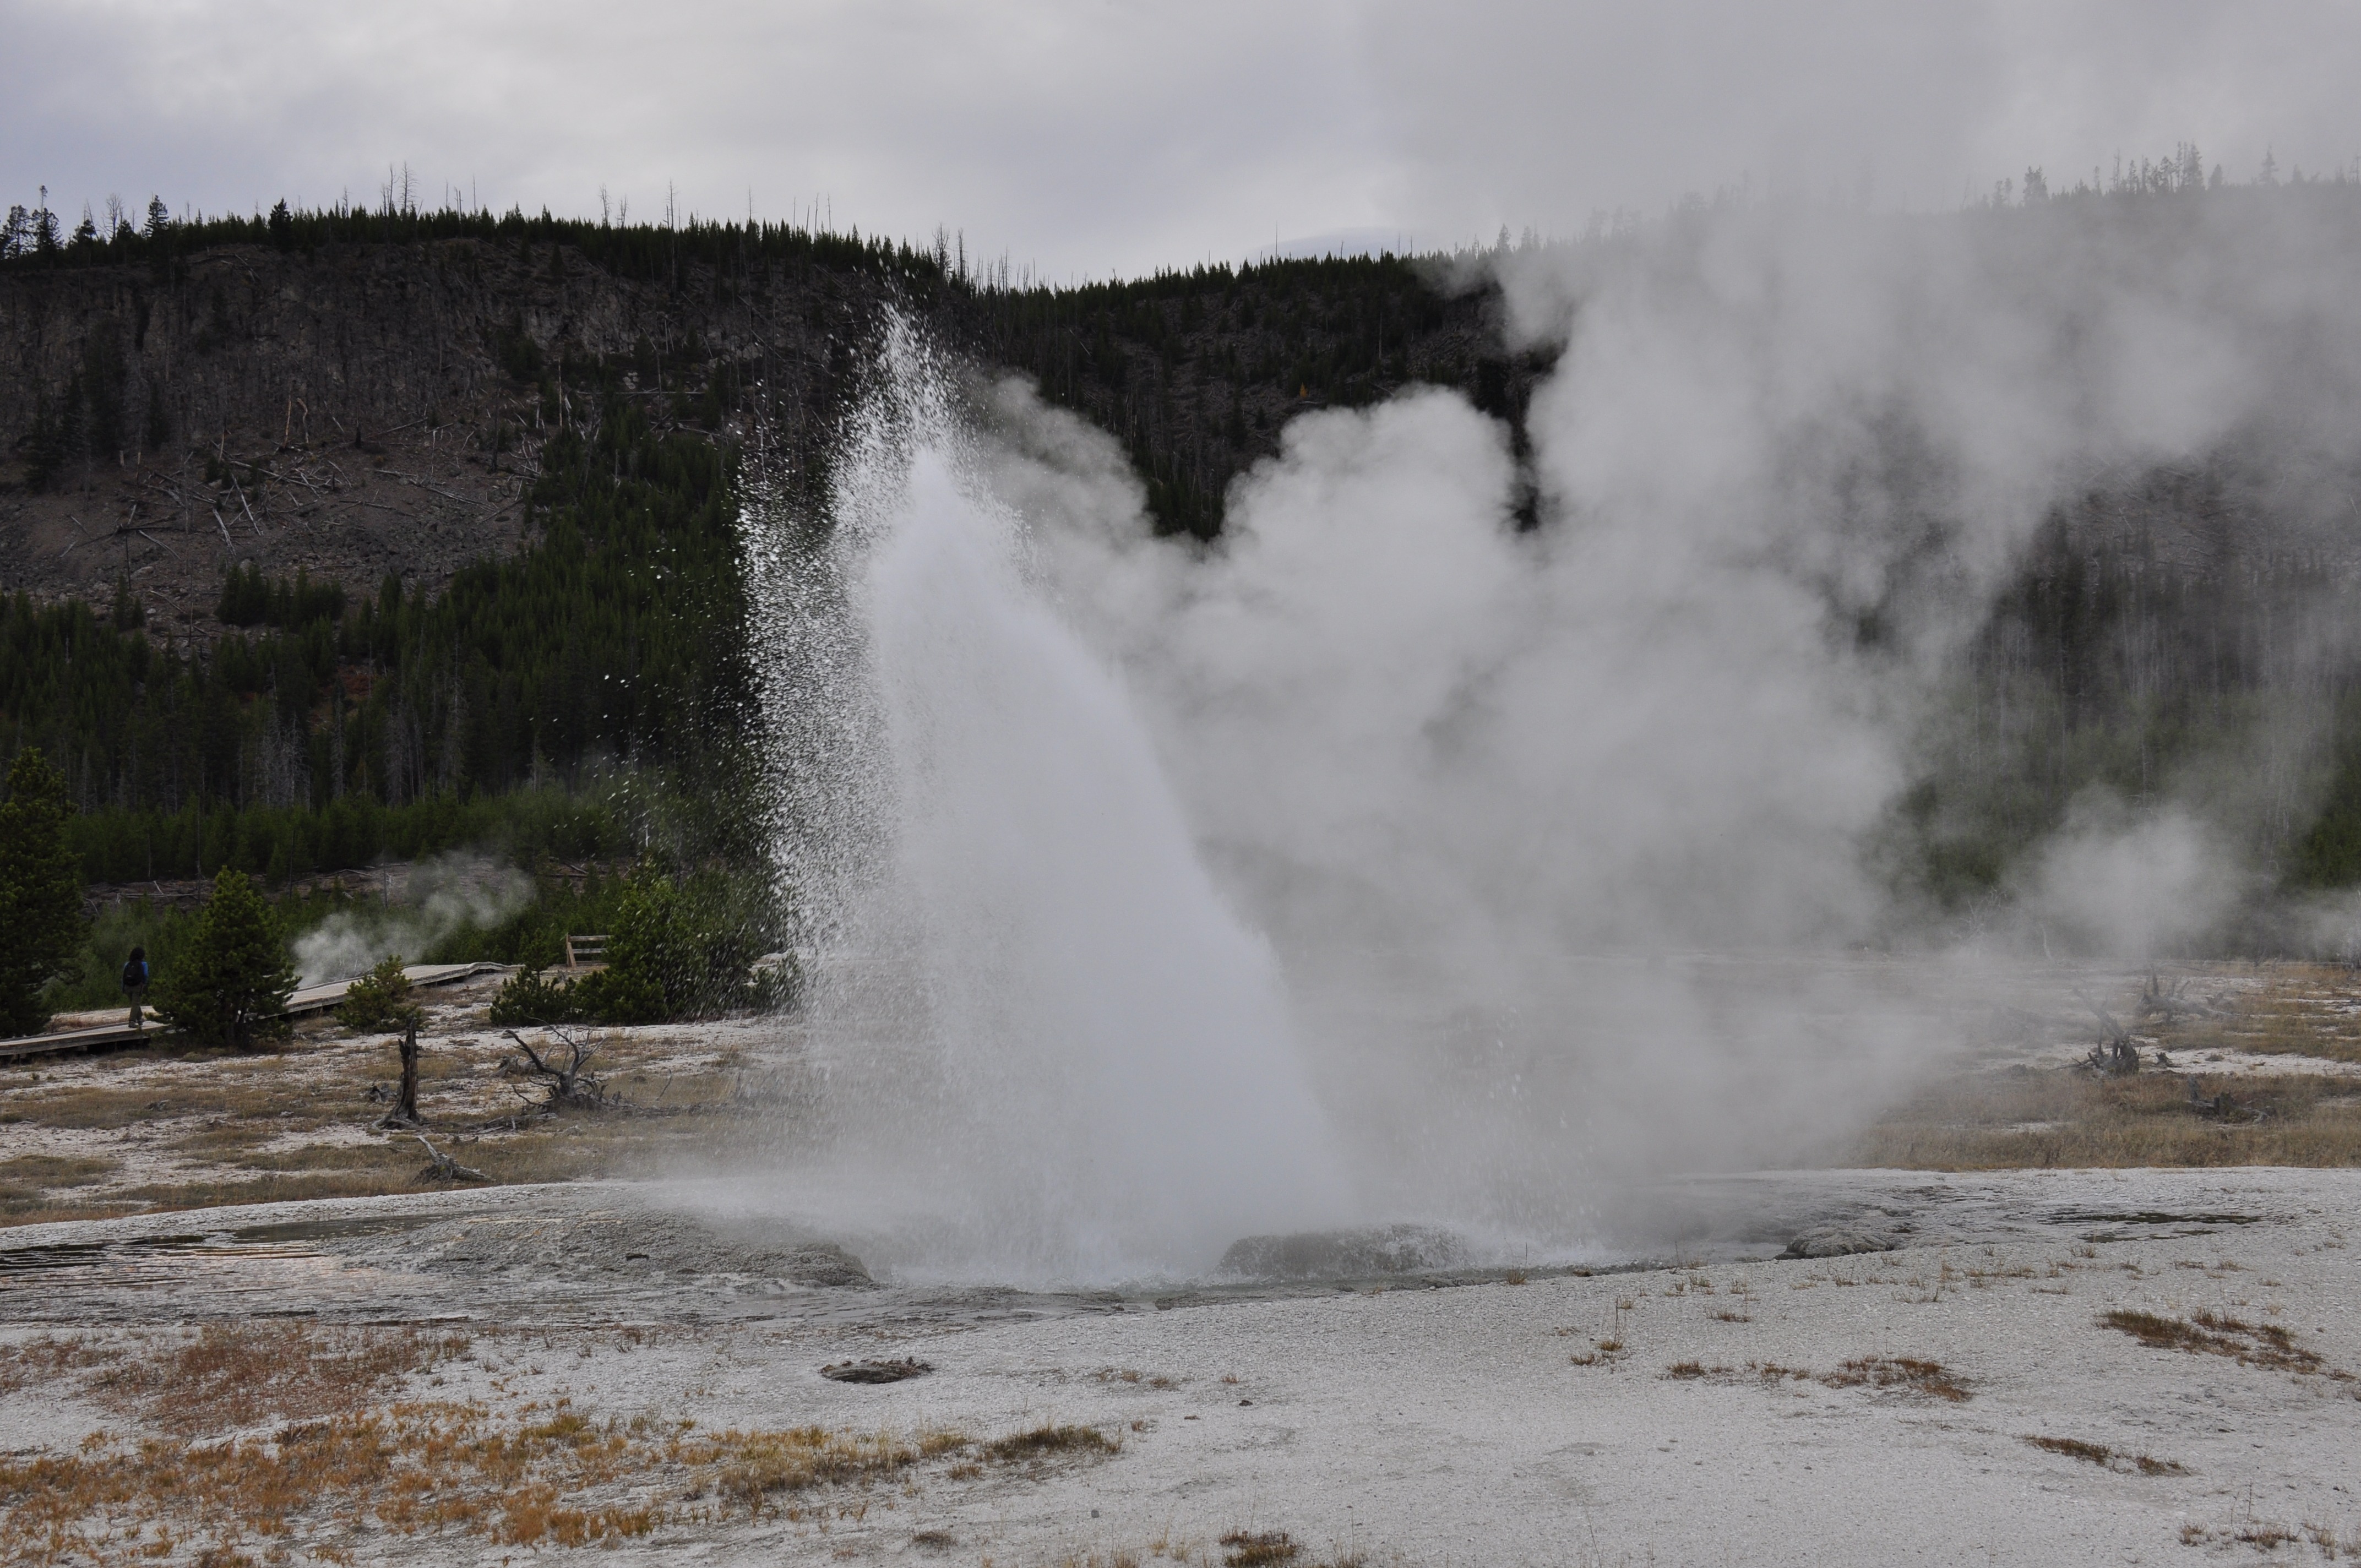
[[396, 1017, 421, 1123]]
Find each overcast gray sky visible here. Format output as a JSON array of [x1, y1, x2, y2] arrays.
[[4, 0, 2355, 281]]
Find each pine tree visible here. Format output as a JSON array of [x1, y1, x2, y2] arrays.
[[0, 748, 87, 1037], [335, 954, 419, 1032], [32, 188, 59, 258], [153, 868, 297, 1049]]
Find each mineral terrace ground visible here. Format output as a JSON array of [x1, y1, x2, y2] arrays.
[[4, 961, 2361, 1565]]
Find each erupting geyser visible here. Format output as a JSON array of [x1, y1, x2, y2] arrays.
[[739, 192, 2361, 1287], [742, 325, 1346, 1283]]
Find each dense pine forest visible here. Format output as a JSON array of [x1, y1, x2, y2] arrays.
[[5, 179, 2361, 965], [1, 400, 742, 880]]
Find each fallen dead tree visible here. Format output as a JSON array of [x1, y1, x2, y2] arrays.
[[2188, 1079, 2270, 1124], [2137, 970, 2229, 1023], [413, 1133, 489, 1183]]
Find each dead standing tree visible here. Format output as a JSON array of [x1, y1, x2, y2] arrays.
[[368, 1015, 427, 1129], [502, 1025, 608, 1111], [392, 1015, 422, 1123], [347, 957, 429, 1128]]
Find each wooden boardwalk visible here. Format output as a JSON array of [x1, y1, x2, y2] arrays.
[[0, 963, 509, 1063]]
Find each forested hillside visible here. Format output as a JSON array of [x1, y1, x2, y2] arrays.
[[5, 186, 2361, 943], [0, 198, 1535, 889]]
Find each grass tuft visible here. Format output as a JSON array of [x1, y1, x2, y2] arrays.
[[1821, 1355, 1970, 1401], [1662, 1356, 1960, 1398], [2098, 1308, 2331, 1375], [1221, 1531, 1301, 1567], [981, 1423, 1119, 1464], [2023, 1434, 2187, 1475]]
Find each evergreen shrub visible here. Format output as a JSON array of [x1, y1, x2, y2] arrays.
[[487, 966, 582, 1027], [336, 954, 421, 1032], [153, 869, 297, 1049]]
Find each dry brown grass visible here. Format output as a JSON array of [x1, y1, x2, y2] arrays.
[[0, 1025, 771, 1227], [2150, 965, 2361, 1064], [0, 1153, 117, 1187], [1223, 1531, 1302, 1567], [711, 1423, 969, 1505], [1842, 1068, 2361, 1170], [2022, 1434, 2188, 1475], [0, 1153, 121, 1215], [1661, 1355, 1967, 1400], [982, 1423, 1122, 1464], [0, 1322, 470, 1427], [2180, 1519, 2361, 1556], [0, 1325, 1122, 1561], [0, 1401, 901, 1556], [1823, 1355, 1971, 1400], [2098, 1308, 2344, 1379], [11, 1039, 357, 1117], [108, 1170, 435, 1213]]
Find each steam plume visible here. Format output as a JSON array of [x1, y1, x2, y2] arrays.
[[752, 188, 2361, 1277]]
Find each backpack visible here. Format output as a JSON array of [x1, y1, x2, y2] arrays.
[[122, 957, 147, 989]]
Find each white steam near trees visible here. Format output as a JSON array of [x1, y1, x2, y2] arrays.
[[745, 187, 2361, 1280], [292, 854, 535, 987]]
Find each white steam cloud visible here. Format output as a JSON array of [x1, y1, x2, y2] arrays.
[[754, 189, 2361, 1277], [2018, 800, 2246, 963], [293, 854, 534, 986]]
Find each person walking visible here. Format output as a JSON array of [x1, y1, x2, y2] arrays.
[[122, 946, 150, 1031]]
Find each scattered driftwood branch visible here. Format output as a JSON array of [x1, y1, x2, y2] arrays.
[[2083, 1039, 2142, 1076], [414, 1134, 489, 1183], [2187, 1078, 2268, 1124], [59, 519, 181, 557], [382, 469, 476, 503], [2136, 970, 2223, 1022], [227, 470, 262, 535]]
